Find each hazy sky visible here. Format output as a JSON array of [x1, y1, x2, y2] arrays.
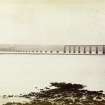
[[0, 0, 105, 95], [0, 0, 105, 44]]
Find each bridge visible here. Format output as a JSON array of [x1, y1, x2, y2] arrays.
[[0, 44, 104, 55]]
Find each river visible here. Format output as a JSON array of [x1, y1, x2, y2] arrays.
[[0, 55, 105, 104]]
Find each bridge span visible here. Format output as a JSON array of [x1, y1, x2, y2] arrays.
[[0, 45, 104, 55]]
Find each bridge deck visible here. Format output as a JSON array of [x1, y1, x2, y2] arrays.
[[0, 45, 104, 55]]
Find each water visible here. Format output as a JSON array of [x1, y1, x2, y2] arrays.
[[0, 55, 105, 104]]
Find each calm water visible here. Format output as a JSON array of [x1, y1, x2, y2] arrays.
[[0, 55, 105, 96]]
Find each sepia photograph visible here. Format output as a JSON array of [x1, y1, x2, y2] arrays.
[[0, 0, 105, 105]]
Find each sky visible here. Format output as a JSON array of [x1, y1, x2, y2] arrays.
[[0, 0, 105, 95], [0, 0, 105, 44]]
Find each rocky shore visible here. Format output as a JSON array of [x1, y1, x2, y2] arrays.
[[3, 82, 105, 105]]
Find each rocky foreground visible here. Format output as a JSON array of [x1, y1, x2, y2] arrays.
[[4, 82, 105, 105]]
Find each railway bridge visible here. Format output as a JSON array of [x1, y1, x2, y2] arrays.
[[0, 44, 104, 55]]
